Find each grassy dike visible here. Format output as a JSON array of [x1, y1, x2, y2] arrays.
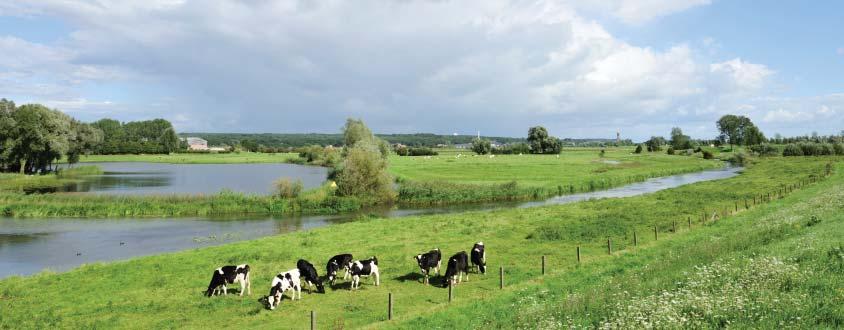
[[0, 158, 832, 329]]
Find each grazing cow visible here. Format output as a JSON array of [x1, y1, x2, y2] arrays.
[[349, 256, 380, 290], [326, 254, 353, 286], [296, 259, 325, 293], [471, 242, 487, 274], [267, 269, 302, 310], [442, 252, 469, 287], [205, 264, 251, 297], [414, 248, 441, 285]]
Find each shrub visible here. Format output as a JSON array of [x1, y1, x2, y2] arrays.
[[729, 152, 747, 165], [833, 143, 844, 155], [407, 147, 438, 156], [274, 178, 303, 198], [783, 144, 804, 156], [666, 147, 675, 155], [799, 142, 819, 156], [634, 144, 643, 154], [471, 138, 492, 155], [819, 143, 834, 156], [702, 150, 714, 159], [749, 143, 779, 156], [334, 141, 396, 202]]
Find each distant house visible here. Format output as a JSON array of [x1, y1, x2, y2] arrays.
[[183, 137, 208, 151], [454, 143, 472, 149]]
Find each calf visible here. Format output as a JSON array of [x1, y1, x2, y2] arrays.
[[267, 269, 302, 310], [349, 256, 380, 290], [204, 264, 251, 297], [414, 248, 441, 285], [442, 251, 469, 287], [471, 242, 486, 274], [326, 254, 353, 286], [296, 259, 325, 293]]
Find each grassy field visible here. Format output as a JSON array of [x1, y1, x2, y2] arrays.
[[0, 157, 834, 329], [0, 166, 103, 193], [392, 148, 719, 188], [1, 150, 723, 217], [75, 152, 299, 164]]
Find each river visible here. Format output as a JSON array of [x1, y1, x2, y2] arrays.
[[0, 166, 741, 278]]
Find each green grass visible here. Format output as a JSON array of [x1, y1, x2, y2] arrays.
[[393, 148, 723, 204], [75, 152, 299, 164], [2, 150, 724, 217], [0, 157, 833, 329], [0, 166, 104, 193]]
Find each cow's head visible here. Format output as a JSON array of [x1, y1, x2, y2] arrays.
[[267, 282, 283, 310]]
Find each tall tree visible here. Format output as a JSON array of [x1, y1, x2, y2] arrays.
[[716, 115, 762, 149], [669, 127, 692, 150], [527, 126, 562, 154], [67, 120, 104, 166], [334, 118, 395, 201], [9, 104, 71, 173]]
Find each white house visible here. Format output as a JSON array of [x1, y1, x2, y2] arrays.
[[183, 137, 208, 151]]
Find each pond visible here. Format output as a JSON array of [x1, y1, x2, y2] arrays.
[[59, 162, 329, 195], [0, 166, 741, 278]]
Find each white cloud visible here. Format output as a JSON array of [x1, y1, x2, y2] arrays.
[[2, 0, 836, 139]]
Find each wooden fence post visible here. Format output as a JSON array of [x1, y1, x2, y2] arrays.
[[388, 293, 393, 321], [311, 311, 316, 330], [687, 216, 691, 229], [499, 266, 504, 289], [633, 231, 638, 246], [448, 284, 453, 303], [745, 199, 749, 210], [654, 226, 658, 240], [735, 201, 738, 212], [541, 255, 546, 275], [607, 238, 612, 255], [576, 246, 581, 263], [672, 220, 676, 233]]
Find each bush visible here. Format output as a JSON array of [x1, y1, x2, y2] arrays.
[[799, 142, 819, 156], [729, 152, 748, 165], [492, 142, 530, 155], [471, 138, 492, 155], [274, 178, 303, 198], [749, 143, 779, 156], [783, 144, 804, 156], [819, 143, 834, 156], [702, 150, 714, 159], [334, 142, 396, 202], [833, 143, 844, 155], [406, 147, 437, 156], [666, 147, 675, 155], [634, 145, 643, 154]]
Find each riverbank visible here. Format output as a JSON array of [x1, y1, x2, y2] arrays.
[[0, 157, 833, 328], [75, 152, 299, 164], [0, 151, 724, 218]]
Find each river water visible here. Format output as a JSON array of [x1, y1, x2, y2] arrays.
[[0, 166, 741, 279]]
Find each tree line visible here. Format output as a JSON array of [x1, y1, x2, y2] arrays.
[[0, 98, 179, 173]]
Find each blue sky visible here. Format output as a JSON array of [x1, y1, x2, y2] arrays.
[[0, 1, 841, 141]]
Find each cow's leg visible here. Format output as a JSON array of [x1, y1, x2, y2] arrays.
[[222, 285, 228, 295], [246, 275, 252, 296], [297, 285, 302, 300], [375, 272, 380, 286]]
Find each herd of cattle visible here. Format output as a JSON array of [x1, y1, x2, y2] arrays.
[[204, 242, 487, 309]]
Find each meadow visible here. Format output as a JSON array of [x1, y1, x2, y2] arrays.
[[75, 152, 299, 164], [1, 150, 723, 217], [0, 157, 834, 329]]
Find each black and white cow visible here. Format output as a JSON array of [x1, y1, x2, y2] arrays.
[[414, 248, 441, 285], [267, 269, 302, 310], [204, 264, 251, 297], [296, 259, 325, 293], [349, 256, 380, 290], [326, 254, 353, 286], [470, 242, 486, 274], [442, 251, 469, 287]]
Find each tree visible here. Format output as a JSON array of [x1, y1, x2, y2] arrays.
[[634, 144, 643, 154], [471, 138, 492, 155], [240, 139, 259, 152], [669, 127, 692, 150], [526, 126, 562, 154], [645, 136, 666, 152], [716, 114, 763, 149], [333, 119, 395, 201], [66, 120, 103, 166], [8, 104, 72, 173]]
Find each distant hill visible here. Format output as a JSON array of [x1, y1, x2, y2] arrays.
[[178, 132, 632, 148]]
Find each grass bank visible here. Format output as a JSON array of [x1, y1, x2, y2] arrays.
[[76, 152, 299, 164], [2, 151, 723, 217], [0, 157, 833, 329], [0, 166, 103, 194], [393, 148, 722, 204]]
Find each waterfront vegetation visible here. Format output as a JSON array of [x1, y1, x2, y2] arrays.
[[0, 157, 836, 328], [1, 149, 723, 217], [75, 152, 299, 164]]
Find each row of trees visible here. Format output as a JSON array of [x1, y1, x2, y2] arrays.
[[0, 99, 103, 173], [471, 126, 562, 155], [91, 118, 179, 154]]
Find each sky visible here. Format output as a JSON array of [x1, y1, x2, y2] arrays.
[[0, 0, 842, 141]]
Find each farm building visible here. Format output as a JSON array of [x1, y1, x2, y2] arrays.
[[183, 137, 208, 151]]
